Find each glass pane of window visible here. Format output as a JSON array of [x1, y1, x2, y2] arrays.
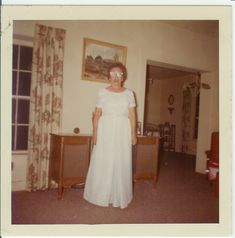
[[12, 98, 16, 123], [17, 99, 30, 124], [12, 71, 17, 95], [13, 44, 18, 69], [12, 125, 15, 150], [19, 72, 31, 96], [19, 46, 33, 71], [16, 126, 28, 150]]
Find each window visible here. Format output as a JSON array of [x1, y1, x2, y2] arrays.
[[12, 44, 33, 151]]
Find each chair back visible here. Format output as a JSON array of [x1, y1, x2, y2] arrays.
[[210, 132, 219, 163]]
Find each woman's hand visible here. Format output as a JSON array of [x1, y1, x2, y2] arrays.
[[128, 107, 137, 146], [132, 135, 137, 145], [92, 133, 97, 145], [92, 107, 102, 146]]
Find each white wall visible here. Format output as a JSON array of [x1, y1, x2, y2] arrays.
[[12, 20, 219, 190]]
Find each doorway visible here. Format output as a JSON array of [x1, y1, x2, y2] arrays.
[[143, 60, 201, 156]]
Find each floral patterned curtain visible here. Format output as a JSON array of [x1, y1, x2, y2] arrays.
[[27, 24, 66, 191], [182, 76, 200, 154]]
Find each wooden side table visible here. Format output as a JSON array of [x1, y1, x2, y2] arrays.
[[133, 136, 160, 187], [48, 133, 92, 199]]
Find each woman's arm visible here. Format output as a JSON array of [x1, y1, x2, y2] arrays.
[[92, 107, 102, 145], [128, 107, 137, 145]]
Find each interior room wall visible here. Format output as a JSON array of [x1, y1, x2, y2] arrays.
[[209, 69, 219, 131], [12, 20, 219, 190], [144, 75, 197, 153], [144, 79, 162, 125], [157, 75, 197, 155], [159, 77, 184, 153]]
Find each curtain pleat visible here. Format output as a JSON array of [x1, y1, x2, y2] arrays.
[[181, 76, 200, 154], [27, 24, 66, 191]]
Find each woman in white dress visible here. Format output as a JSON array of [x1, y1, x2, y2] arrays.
[[83, 62, 137, 209]]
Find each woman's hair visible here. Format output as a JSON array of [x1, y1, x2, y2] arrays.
[[107, 62, 127, 80]]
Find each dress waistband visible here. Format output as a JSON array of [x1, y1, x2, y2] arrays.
[[102, 114, 128, 118]]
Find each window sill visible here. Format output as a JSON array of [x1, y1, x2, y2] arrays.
[[12, 151, 28, 155]]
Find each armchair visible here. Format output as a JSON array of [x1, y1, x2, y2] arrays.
[[205, 132, 219, 197]]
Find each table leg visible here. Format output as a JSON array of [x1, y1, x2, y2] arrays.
[[58, 182, 64, 199], [153, 175, 157, 188]]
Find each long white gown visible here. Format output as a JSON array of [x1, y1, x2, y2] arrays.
[[83, 88, 136, 209]]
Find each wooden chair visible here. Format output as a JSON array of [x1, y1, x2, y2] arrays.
[[159, 122, 176, 152], [205, 131, 219, 197]]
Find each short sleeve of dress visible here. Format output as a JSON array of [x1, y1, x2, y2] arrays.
[[95, 90, 102, 108], [129, 90, 136, 107]]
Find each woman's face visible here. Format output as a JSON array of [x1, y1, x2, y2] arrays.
[[109, 67, 124, 86]]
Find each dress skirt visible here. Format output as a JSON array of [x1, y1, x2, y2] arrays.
[[83, 88, 136, 209]]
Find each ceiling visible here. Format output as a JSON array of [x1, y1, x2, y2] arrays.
[[159, 20, 219, 38], [147, 20, 218, 80], [147, 65, 194, 80]]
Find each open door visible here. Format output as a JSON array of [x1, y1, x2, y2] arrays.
[[143, 60, 201, 155]]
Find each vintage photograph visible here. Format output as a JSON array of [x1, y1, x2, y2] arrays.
[[1, 4, 232, 237]]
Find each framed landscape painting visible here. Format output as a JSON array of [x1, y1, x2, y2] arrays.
[[82, 38, 127, 83]]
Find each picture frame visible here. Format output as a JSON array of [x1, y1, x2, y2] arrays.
[[168, 94, 175, 105], [82, 38, 127, 83]]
